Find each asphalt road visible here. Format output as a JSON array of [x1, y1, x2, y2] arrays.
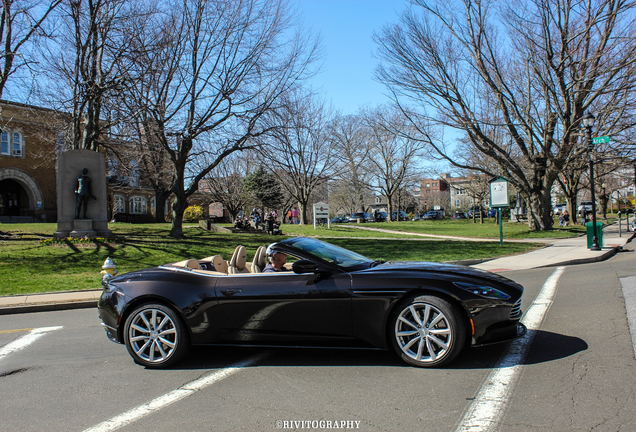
[[1, 248, 635, 432]]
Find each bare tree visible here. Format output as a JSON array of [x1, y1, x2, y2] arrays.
[[201, 154, 250, 221], [365, 106, 425, 222], [120, 0, 318, 237], [375, 0, 636, 230], [45, 0, 141, 150], [329, 112, 373, 213], [0, 0, 62, 100], [259, 91, 337, 224]]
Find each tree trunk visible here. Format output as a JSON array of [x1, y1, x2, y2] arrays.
[[385, 194, 393, 222], [299, 201, 308, 225], [170, 193, 188, 238], [526, 190, 553, 231], [154, 190, 167, 223]]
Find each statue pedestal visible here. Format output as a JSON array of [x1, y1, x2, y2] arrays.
[[70, 219, 97, 238]]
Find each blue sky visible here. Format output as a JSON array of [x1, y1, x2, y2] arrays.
[[292, 0, 410, 114]]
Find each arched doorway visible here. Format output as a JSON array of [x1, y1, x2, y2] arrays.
[[0, 168, 44, 219], [0, 179, 29, 216]]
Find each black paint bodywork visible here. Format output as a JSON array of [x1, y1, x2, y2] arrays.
[[98, 237, 524, 354]]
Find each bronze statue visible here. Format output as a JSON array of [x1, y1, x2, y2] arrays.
[[75, 168, 96, 219]]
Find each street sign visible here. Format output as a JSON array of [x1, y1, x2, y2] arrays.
[[592, 136, 610, 144]]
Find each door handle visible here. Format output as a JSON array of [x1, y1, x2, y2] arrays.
[[220, 288, 242, 296]]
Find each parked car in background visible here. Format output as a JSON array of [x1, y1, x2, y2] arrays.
[[553, 203, 567, 215], [372, 211, 388, 222], [391, 211, 408, 221], [330, 216, 348, 224], [422, 211, 445, 220], [468, 206, 486, 218], [348, 212, 368, 223], [488, 208, 497, 218], [412, 214, 422, 221], [453, 211, 468, 219]]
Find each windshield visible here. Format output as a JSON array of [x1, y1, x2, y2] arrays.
[[285, 237, 374, 269]]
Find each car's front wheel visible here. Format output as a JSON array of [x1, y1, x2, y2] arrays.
[[390, 295, 466, 367], [124, 303, 189, 368]]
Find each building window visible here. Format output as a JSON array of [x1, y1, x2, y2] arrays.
[[129, 196, 147, 214], [0, 131, 8, 155], [113, 195, 125, 213], [455, 199, 460, 206], [426, 183, 430, 187], [150, 198, 156, 217], [12, 132, 23, 156]]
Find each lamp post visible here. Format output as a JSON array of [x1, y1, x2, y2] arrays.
[[583, 113, 601, 251]]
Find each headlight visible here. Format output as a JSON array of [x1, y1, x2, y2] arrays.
[[453, 281, 511, 300]]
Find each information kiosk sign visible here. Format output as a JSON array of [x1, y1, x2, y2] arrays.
[[489, 177, 510, 245], [313, 203, 330, 229], [490, 177, 509, 208]]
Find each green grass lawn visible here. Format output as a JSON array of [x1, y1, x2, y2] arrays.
[[369, 218, 588, 238], [0, 222, 546, 296]]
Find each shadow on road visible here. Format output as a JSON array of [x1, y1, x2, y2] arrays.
[[164, 329, 586, 371]]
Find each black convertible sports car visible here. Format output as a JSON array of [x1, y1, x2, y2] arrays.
[[98, 237, 525, 368]]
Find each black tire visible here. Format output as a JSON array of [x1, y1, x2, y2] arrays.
[[124, 303, 189, 368], [389, 295, 466, 367]]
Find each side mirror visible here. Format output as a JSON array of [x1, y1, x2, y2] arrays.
[[292, 259, 318, 274]]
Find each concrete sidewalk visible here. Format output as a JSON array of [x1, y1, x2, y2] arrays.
[[0, 221, 633, 315]]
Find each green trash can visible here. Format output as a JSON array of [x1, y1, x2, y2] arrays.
[[586, 222, 603, 248]]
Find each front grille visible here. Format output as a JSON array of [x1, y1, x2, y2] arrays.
[[510, 299, 522, 319]]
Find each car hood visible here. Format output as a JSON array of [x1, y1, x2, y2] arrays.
[[360, 261, 523, 289]]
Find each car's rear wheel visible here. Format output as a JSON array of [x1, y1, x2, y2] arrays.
[[124, 303, 189, 368], [390, 295, 466, 367]]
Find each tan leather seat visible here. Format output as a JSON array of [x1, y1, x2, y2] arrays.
[[201, 255, 228, 273], [186, 259, 202, 270], [228, 245, 250, 274], [211, 255, 228, 274], [251, 246, 267, 273]]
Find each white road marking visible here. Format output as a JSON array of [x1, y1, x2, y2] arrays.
[[83, 353, 266, 432], [455, 266, 565, 432], [0, 326, 63, 362]]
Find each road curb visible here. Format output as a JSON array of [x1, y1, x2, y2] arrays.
[[0, 300, 98, 315], [536, 245, 623, 269]]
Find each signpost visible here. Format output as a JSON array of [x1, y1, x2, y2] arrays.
[[592, 136, 610, 144], [313, 202, 330, 229], [489, 177, 510, 246]]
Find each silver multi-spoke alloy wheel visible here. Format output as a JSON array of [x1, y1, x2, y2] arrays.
[[124, 303, 188, 368], [391, 295, 465, 367]]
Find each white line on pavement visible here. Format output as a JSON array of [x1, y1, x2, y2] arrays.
[[0, 326, 63, 362], [82, 353, 266, 432], [455, 266, 566, 432]]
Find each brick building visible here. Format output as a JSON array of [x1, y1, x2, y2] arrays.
[[0, 101, 63, 222], [419, 175, 450, 211]]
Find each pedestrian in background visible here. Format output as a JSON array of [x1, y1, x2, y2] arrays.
[[292, 207, 299, 224], [579, 206, 587, 225]]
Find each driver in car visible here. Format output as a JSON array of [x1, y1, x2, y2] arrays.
[[263, 244, 289, 273]]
